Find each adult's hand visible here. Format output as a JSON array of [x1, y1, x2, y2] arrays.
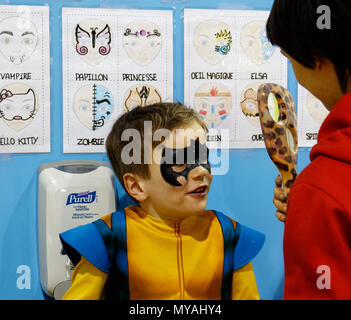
[[273, 175, 288, 223]]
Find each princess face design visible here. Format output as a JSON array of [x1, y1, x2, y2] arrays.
[[73, 84, 113, 131], [0, 16, 38, 65], [124, 85, 162, 112], [194, 20, 232, 65], [122, 20, 162, 66], [240, 20, 276, 65], [74, 19, 111, 66], [0, 84, 38, 131], [194, 83, 232, 128]]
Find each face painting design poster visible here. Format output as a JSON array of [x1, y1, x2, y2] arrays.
[[0, 5, 50, 153], [62, 8, 173, 153], [297, 85, 329, 147], [184, 9, 288, 149]]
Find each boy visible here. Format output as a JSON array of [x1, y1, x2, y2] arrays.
[[267, 0, 351, 299], [59, 102, 265, 300]]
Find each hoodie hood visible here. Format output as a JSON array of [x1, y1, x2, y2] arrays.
[[311, 92, 351, 163]]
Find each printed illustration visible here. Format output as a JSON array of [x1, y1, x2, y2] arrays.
[[73, 84, 113, 131], [122, 20, 162, 67], [124, 84, 162, 112], [193, 20, 232, 65], [0, 16, 38, 65], [0, 83, 38, 131], [194, 82, 232, 128], [240, 20, 276, 65], [306, 92, 329, 125], [74, 19, 111, 66], [240, 83, 262, 127]]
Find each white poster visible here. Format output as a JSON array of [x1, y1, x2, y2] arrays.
[[62, 7, 173, 153], [297, 85, 329, 147], [184, 9, 288, 149], [0, 5, 50, 153]]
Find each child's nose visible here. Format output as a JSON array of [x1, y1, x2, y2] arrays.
[[188, 164, 211, 181]]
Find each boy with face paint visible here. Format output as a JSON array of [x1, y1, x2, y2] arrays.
[[60, 102, 265, 300]]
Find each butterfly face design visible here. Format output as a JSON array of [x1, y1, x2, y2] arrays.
[[74, 19, 111, 66], [0, 16, 38, 65], [124, 85, 162, 112], [0, 84, 38, 131], [73, 84, 113, 131], [122, 20, 162, 66]]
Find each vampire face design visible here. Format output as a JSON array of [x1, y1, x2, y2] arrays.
[[194, 20, 232, 65], [0, 16, 38, 65], [160, 138, 211, 187], [240, 20, 276, 65], [240, 83, 261, 127], [306, 92, 329, 125], [73, 84, 113, 131], [122, 20, 162, 66], [74, 19, 111, 66], [124, 85, 162, 112], [194, 82, 232, 128], [0, 84, 38, 131]]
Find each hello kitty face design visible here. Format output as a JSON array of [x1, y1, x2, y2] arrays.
[[0, 16, 38, 65], [73, 84, 113, 131], [0, 85, 38, 131], [122, 20, 162, 66], [74, 19, 111, 66]]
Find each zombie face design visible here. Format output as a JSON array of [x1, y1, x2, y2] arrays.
[[194, 20, 232, 65], [74, 19, 111, 66], [0, 84, 38, 131], [0, 16, 38, 65], [240, 20, 276, 65], [240, 83, 261, 127], [306, 92, 329, 125], [73, 84, 113, 131], [194, 83, 232, 128], [122, 20, 162, 66], [124, 85, 162, 112]]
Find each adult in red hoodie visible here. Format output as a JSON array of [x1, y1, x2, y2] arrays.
[[266, 0, 351, 299]]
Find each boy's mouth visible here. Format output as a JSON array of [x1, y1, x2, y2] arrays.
[[188, 185, 208, 195]]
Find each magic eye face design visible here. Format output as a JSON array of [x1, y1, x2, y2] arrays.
[[0, 16, 38, 65], [0, 84, 38, 131], [160, 138, 211, 187], [73, 84, 113, 131], [194, 20, 232, 65], [122, 20, 162, 66], [240, 20, 276, 65], [74, 19, 111, 66]]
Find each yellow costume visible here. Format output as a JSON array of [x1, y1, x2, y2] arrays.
[[60, 205, 264, 300]]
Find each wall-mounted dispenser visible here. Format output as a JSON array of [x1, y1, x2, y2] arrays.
[[38, 160, 116, 299]]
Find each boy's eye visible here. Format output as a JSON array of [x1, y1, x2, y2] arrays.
[[171, 163, 187, 173]]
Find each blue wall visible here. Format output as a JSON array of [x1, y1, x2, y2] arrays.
[[0, 0, 312, 300]]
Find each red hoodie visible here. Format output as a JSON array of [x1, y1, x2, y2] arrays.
[[284, 92, 351, 300]]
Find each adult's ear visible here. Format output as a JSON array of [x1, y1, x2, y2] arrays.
[[123, 173, 148, 202]]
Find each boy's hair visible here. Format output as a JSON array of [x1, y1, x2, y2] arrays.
[[106, 102, 208, 188], [266, 0, 351, 93]]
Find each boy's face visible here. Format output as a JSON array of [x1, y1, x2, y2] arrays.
[[140, 121, 213, 220]]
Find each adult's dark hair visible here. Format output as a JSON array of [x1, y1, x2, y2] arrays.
[[266, 0, 351, 93]]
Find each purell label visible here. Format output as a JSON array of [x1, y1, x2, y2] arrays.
[[66, 191, 97, 205]]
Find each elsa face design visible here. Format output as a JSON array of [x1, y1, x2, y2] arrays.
[[0, 85, 38, 131], [73, 84, 113, 131], [0, 16, 38, 65], [240, 20, 276, 65], [122, 20, 162, 66], [194, 20, 232, 65]]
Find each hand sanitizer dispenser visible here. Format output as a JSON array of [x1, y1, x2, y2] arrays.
[[38, 160, 116, 299]]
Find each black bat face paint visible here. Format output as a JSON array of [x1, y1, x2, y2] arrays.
[[160, 138, 211, 187]]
